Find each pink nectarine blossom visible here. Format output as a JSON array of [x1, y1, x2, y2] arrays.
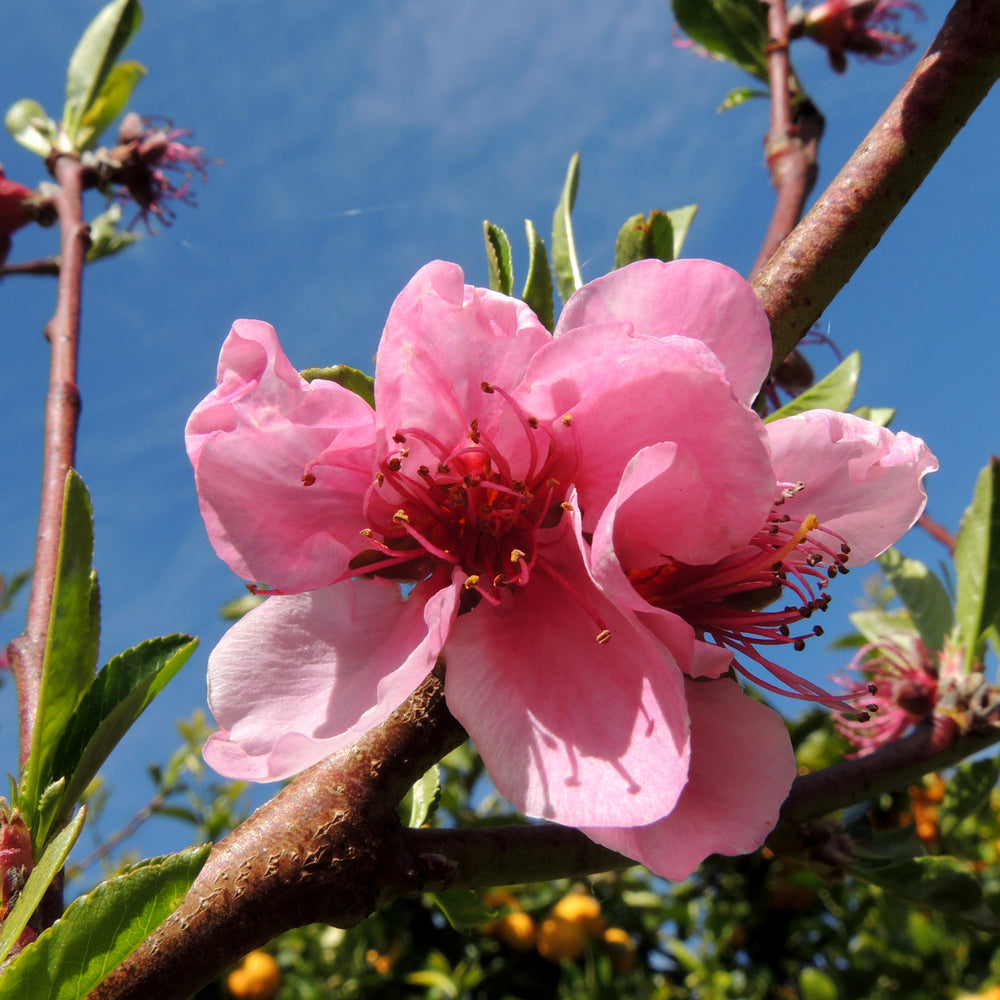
[[188, 259, 810, 878]]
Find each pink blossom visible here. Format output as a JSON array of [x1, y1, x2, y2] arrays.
[[188, 259, 806, 878], [558, 261, 937, 731]]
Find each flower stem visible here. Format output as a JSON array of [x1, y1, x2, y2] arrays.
[[754, 0, 1000, 374], [5, 156, 89, 771]]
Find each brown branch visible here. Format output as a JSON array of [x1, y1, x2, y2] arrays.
[[6, 157, 90, 770], [754, 0, 1000, 374], [918, 511, 957, 554], [751, 0, 825, 280], [0, 257, 61, 277]]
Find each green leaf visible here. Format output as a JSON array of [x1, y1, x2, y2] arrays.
[[551, 152, 583, 304], [954, 459, 1000, 669], [0, 808, 85, 967], [799, 967, 838, 1000], [5, 99, 59, 157], [87, 204, 141, 263], [849, 608, 914, 646], [852, 405, 895, 427], [42, 635, 197, 839], [521, 219, 554, 332], [300, 364, 375, 408], [0, 844, 210, 999], [429, 890, 496, 932], [76, 59, 146, 149], [765, 351, 861, 422], [664, 204, 698, 259], [406, 765, 441, 829], [483, 220, 513, 295], [672, 0, 770, 83], [63, 0, 143, 146], [20, 471, 101, 829], [718, 86, 768, 112], [877, 549, 954, 652], [848, 855, 1000, 933], [219, 593, 266, 620], [614, 211, 676, 269], [940, 757, 1000, 839]]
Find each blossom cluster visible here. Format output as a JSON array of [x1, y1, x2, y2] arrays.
[[187, 258, 936, 879]]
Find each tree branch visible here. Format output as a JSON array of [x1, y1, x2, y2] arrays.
[[6, 157, 90, 770], [754, 0, 1000, 374]]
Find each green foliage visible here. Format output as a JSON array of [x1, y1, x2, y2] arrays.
[[954, 458, 1000, 669], [876, 549, 954, 652], [718, 86, 768, 112], [301, 364, 376, 408], [20, 472, 101, 832], [671, 0, 770, 83], [428, 891, 497, 933], [522, 219, 554, 332], [765, 350, 861, 422], [5, 98, 59, 157], [483, 220, 514, 295], [552, 153, 582, 304], [403, 765, 441, 830], [63, 0, 143, 148], [615, 211, 676, 269], [87, 204, 141, 262], [0, 845, 209, 999], [76, 59, 146, 149]]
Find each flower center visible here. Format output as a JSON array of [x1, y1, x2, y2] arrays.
[[349, 382, 574, 606], [628, 482, 875, 715]]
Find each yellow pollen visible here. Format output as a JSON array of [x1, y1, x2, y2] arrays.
[[360, 528, 373, 537], [560, 501, 574, 511], [464, 575, 480, 590], [375, 472, 385, 486], [561, 414, 573, 426], [393, 509, 410, 524], [596, 629, 611, 645], [510, 548, 526, 563]]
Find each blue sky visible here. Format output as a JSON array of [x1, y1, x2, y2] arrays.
[[1, 1, 997, 866]]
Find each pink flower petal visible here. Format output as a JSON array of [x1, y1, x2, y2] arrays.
[[204, 574, 458, 780], [554, 259, 773, 406], [520, 324, 772, 533], [767, 410, 938, 564], [443, 528, 691, 828], [583, 676, 795, 880], [374, 260, 552, 468], [187, 320, 376, 592]]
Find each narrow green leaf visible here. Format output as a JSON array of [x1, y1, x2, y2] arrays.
[[614, 211, 676, 269], [664, 204, 698, 259], [954, 459, 1000, 669], [521, 219, 554, 332], [219, 593, 266, 620], [877, 549, 954, 652], [483, 221, 513, 295], [718, 86, 768, 112], [0, 844, 210, 999], [300, 364, 375, 408], [848, 855, 1000, 932], [940, 757, 1000, 839], [429, 890, 496, 932], [63, 0, 143, 145], [21, 471, 101, 826], [551, 152, 583, 304], [849, 609, 914, 646], [765, 351, 861, 422], [44, 636, 197, 837], [77, 59, 146, 149], [672, 0, 770, 82], [0, 808, 85, 967], [87, 204, 141, 263], [406, 765, 441, 829], [5, 99, 58, 158]]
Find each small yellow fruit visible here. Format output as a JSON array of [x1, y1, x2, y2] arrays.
[[495, 911, 537, 951], [602, 926, 637, 975], [227, 950, 281, 1000], [551, 893, 605, 938], [537, 916, 587, 962]]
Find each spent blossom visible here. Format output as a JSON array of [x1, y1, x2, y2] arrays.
[[790, 0, 926, 73], [187, 258, 935, 879]]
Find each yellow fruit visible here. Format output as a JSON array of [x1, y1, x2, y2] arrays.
[[551, 893, 605, 938], [227, 950, 281, 1000], [537, 916, 587, 962], [495, 911, 537, 951], [602, 927, 637, 975]]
